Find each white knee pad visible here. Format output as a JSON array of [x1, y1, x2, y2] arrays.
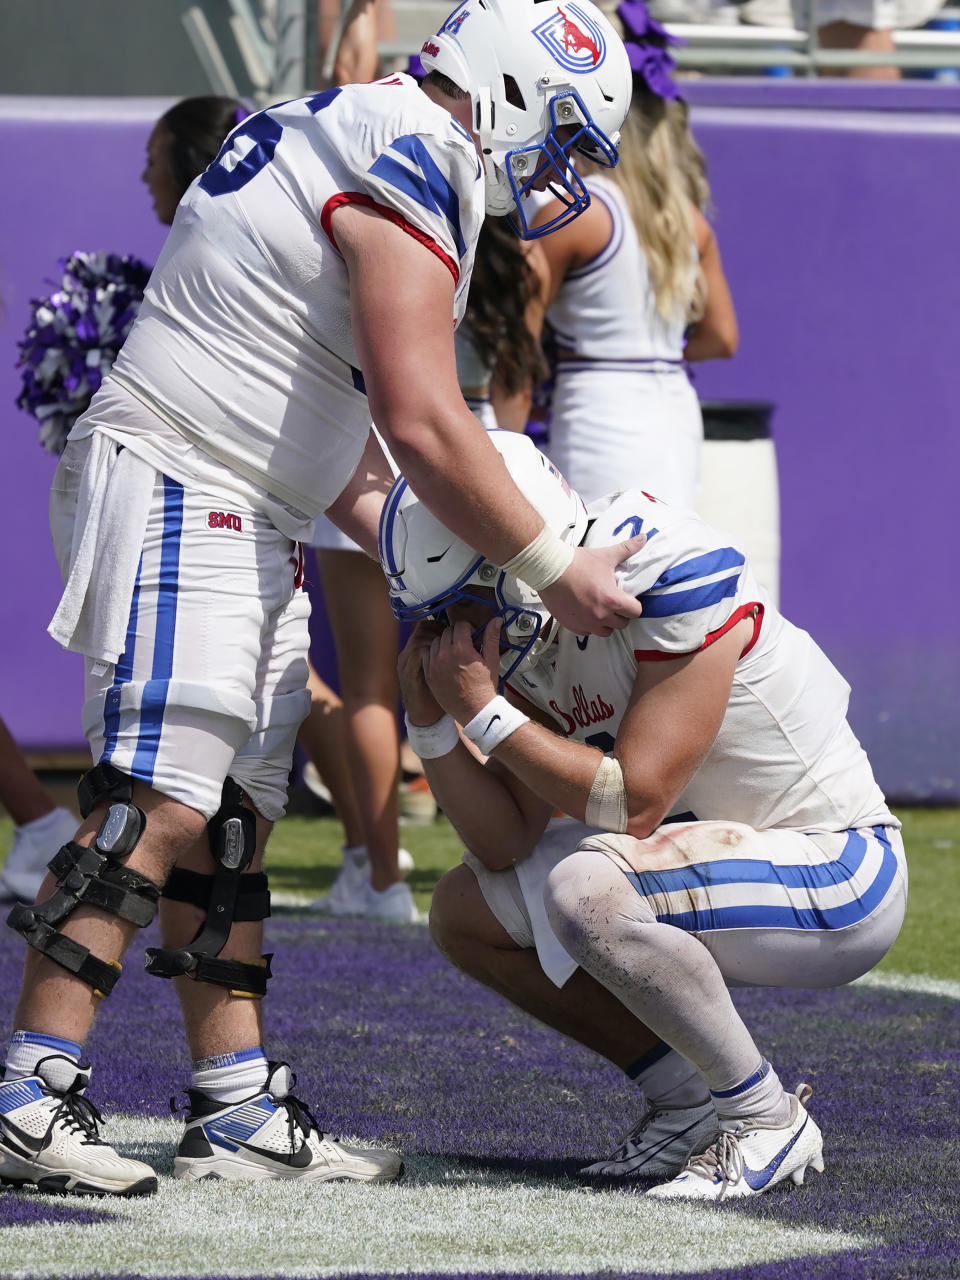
[[543, 848, 656, 968], [231, 685, 311, 822]]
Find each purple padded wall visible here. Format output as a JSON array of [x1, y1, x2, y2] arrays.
[[1, 87, 957, 799], [683, 81, 960, 802], [0, 99, 171, 753]]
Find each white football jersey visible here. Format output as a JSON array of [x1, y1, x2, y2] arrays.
[[510, 490, 893, 833], [105, 76, 485, 519]]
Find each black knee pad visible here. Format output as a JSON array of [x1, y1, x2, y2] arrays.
[[7, 763, 156, 998], [144, 779, 272, 998]]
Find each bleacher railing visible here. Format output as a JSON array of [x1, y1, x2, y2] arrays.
[[370, 0, 960, 78]]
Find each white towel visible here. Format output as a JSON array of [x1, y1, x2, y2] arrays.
[[515, 818, 605, 989], [48, 431, 155, 665]]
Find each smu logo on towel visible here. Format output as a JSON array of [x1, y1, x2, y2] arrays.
[[534, 4, 606, 72]]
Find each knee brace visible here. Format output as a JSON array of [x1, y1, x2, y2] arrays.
[[6, 762, 157, 999], [144, 779, 272, 998]]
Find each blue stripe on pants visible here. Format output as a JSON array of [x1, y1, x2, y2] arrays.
[[626, 826, 899, 932], [101, 554, 143, 763], [131, 476, 183, 782]]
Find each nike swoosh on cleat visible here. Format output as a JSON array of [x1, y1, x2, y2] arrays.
[[742, 1117, 808, 1190], [629, 1116, 712, 1172], [0, 1118, 45, 1159], [227, 1137, 315, 1169]]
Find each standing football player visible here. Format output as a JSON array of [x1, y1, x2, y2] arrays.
[[385, 429, 907, 1202], [0, 0, 639, 1196]]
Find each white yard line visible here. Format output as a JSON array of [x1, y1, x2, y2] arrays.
[[0, 1115, 875, 1278]]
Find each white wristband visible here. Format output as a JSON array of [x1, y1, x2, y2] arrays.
[[404, 713, 460, 760], [461, 695, 529, 756], [501, 526, 574, 593]]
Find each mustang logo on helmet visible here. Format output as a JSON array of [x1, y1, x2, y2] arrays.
[[534, 4, 606, 73], [439, 2, 471, 35], [420, 0, 630, 237]]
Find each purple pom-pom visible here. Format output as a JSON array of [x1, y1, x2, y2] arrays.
[[16, 250, 152, 455], [617, 0, 682, 100]]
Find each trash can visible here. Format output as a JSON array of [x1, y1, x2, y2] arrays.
[[695, 400, 781, 606]]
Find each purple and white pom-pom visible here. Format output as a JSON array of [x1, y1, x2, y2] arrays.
[[16, 250, 152, 455]]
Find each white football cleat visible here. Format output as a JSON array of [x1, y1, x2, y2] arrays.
[[172, 1062, 403, 1183], [364, 881, 420, 924], [0, 807, 79, 903], [0, 1055, 157, 1197], [580, 1100, 719, 1179], [309, 849, 370, 916], [646, 1085, 824, 1202]]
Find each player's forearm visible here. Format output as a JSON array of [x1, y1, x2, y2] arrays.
[[490, 721, 672, 839], [324, 428, 395, 558], [485, 721, 606, 826], [419, 741, 544, 869], [383, 409, 544, 565]]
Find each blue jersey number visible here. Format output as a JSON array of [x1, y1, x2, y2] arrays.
[[198, 89, 341, 197]]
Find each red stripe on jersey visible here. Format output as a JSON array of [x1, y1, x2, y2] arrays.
[[633, 603, 765, 662], [320, 192, 460, 285]]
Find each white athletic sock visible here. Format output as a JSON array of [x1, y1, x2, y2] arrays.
[[14, 808, 69, 837], [710, 1057, 791, 1128], [626, 1043, 710, 1110], [545, 848, 787, 1123], [5, 1029, 83, 1080], [191, 1047, 270, 1104], [343, 844, 368, 866]]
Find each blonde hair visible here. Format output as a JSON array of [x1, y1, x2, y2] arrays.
[[600, 85, 708, 324], [589, 0, 708, 320]]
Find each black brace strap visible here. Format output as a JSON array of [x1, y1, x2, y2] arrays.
[[144, 778, 268, 997], [160, 869, 270, 921], [6, 776, 156, 998], [144, 948, 273, 997], [4, 913, 123, 998], [38, 842, 159, 928], [77, 760, 135, 819]]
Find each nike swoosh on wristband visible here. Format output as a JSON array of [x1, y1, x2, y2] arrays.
[[741, 1117, 808, 1190], [484, 714, 502, 734]]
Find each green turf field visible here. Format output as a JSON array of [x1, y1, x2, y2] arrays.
[[260, 804, 960, 982], [2, 805, 956, 980]]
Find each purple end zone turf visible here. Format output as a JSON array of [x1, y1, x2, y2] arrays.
[[0, 914, 956, 1278], [0, 1197, 111, 1228]]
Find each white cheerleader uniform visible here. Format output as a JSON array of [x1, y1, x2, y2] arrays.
[[543, 174, 703, 509]]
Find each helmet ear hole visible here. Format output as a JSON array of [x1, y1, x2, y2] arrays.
[[503, 74, 526, 110]]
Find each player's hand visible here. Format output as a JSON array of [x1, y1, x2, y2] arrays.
[[539, 536, 646, 636], [397, 621, 446, 727], [423, 617, 502, 722]]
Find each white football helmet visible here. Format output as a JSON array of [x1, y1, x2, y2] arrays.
[[419, 0, 632, 238], [379, 430, 588, 684]]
